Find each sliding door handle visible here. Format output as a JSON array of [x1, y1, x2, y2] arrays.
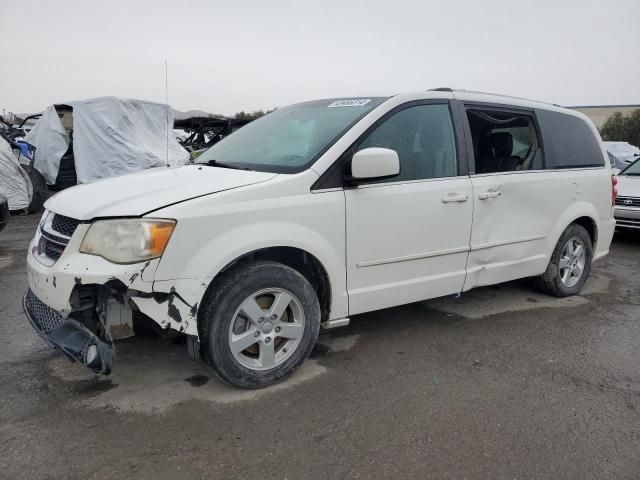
[[441, 193, 469, 203], [478, 190, 502, 200]]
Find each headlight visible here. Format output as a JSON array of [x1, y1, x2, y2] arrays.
[[80, 219, 176, 264], [38, 209, 51, 229]]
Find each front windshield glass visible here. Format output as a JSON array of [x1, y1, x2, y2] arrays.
[[621, 158, 640, 175], [196, 97, 388, 173]]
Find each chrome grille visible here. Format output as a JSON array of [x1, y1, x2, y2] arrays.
[[24, 289, 65, 334], [38, 212, 82, 263], [615, 196, 640, 207], [51, 214, 81, 237]]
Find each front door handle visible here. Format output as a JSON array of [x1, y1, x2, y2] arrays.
[[441, 193, 469, 203], [478, 190, 502, 200]]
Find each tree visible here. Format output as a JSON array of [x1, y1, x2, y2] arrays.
[[600, 109, 640, 147], [234, 109, 275, 121]]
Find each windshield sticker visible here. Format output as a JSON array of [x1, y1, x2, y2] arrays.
[[328, 99, 371, 108]]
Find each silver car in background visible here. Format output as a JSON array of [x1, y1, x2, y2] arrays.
[[615, 158, 640, 229]]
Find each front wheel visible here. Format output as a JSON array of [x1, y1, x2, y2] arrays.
[[200, 261, 321, 389], [534, 224, 593, 297]]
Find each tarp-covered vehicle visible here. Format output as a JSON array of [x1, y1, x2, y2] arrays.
[[0, 136, 33, 212], [26, 97, 189, 190], [0, 116, 47, 213], [604, 141, 640, 172]]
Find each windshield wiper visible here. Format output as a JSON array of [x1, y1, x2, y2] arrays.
[[206, 159, 254, 171]]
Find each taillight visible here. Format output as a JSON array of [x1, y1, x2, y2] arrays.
[[611, 175, 618, 206]]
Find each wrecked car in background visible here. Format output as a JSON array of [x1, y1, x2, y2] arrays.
[[604, 141, 640, 172], [0, 117, 47, 214], [0, 136, 34, 213], [25, 97, 189, 190], [23, 91, 615, 389], [174, 116, 252, 159]]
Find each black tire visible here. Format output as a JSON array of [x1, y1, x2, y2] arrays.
[[534, 224, 593, 297], [200, 260, 321, 389], [27, 168, 47, 214]]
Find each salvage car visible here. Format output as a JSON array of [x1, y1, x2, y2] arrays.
[[24, 90, 616, 388], [614, 158, 640, 229], [25, 97, 189, 190], [174, 116, 252, 155], [604, 141, 640, 167], [0, 136, 40, 214]]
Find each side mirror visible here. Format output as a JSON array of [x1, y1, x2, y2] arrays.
[[612, 168, 621, 175], [349, 147, 400, 183]]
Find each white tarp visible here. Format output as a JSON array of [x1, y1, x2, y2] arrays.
[[24, 105, 70, 184], [26, 97, 189, 184], [604, 141, 640, 163], [0, 137, 32, 211]]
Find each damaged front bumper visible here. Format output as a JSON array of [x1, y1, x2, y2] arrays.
[[23, 289, 113, 374], [24, 216, 205, 375], [27, 220, 202, 338]]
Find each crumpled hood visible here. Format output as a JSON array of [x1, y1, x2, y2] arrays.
[[617, 175, 640, 198], [45, 164, 277, 219]]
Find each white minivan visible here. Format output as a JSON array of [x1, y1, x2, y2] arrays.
[[24, 90, 616, 388]]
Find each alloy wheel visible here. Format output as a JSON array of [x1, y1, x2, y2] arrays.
[[559, 237, 586, 288], [228, 288, 305, 371]]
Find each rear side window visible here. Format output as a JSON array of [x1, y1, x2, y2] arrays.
[[536, 109, 604, 169], [465, 108, 543, 174]]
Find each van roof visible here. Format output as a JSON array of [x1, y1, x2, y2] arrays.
[[389, 88, 589, 121], [426, 88, 557, 108]]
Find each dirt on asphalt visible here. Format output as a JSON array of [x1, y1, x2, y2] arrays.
[[1, 213, 639, 480]]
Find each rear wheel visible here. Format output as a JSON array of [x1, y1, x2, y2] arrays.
[[534, 224, 593, 297], [200, 261, 320, 389]]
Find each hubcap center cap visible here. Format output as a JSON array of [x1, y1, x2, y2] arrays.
[[261, 322, 273, 334]]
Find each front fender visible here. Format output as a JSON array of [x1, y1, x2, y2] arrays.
[[151, 188, 347, 329]]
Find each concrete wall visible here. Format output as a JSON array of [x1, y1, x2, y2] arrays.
[[570, 105, 640, 129]]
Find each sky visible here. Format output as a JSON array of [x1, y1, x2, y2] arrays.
[[1, 0, 639, 116]]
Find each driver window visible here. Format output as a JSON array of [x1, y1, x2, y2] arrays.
[[357, 104, 458, 182]]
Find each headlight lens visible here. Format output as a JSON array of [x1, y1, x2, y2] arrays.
[[38, 209, 51, 229], [79, 219, 176, 264]]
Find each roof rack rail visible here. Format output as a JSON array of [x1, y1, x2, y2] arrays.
[[454, 89, 555, 106], [426, 88, 554, 106]]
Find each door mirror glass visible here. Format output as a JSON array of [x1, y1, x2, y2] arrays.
[[350, 147, 400, 181]]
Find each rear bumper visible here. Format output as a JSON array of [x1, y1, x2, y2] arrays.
[[593, 216, 616, 261], [23, 289, 113, 374]]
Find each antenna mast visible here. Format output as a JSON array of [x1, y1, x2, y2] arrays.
[[165, 60, 169, 167]]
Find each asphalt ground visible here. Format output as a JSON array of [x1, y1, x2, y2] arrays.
[[1, 212, 639, 479]]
